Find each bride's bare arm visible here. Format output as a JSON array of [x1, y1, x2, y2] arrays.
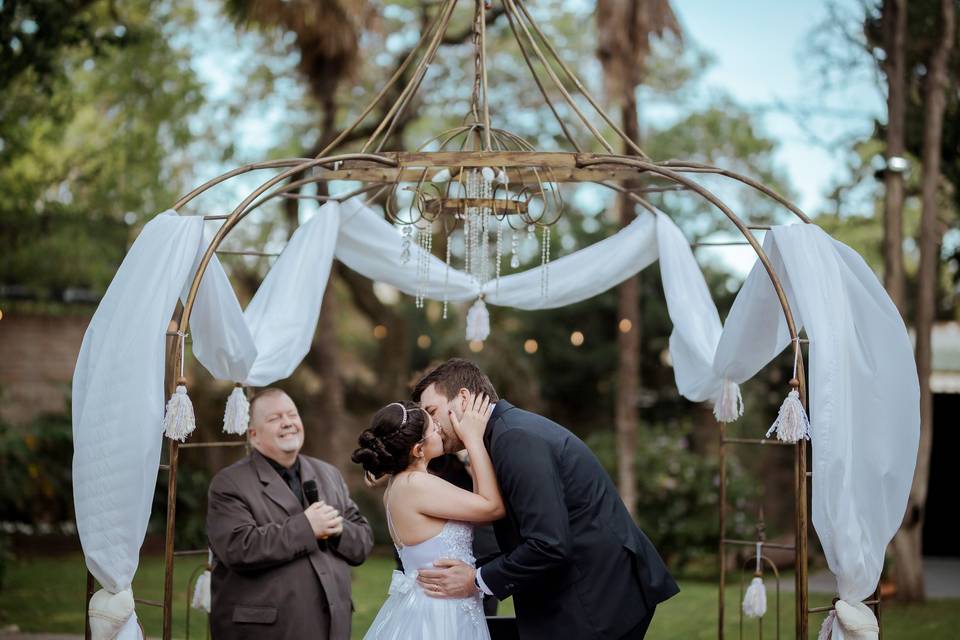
[[407, 471, 504, 523], [410, 395, 505, 523]]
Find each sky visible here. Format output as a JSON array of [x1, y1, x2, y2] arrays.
[[661, 0, 884, 273], [668, 1, 883, 211]]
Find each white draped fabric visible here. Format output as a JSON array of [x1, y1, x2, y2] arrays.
[[73, 199, 917, 639], [337, 197, 661, 309], [72, 211, 204, 639], [190, 198, 721, 406], [714, 224, 919, 637], [188, 202, 341, 386]]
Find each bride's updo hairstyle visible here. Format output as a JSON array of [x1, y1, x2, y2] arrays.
[[352, 401, 427, 480]]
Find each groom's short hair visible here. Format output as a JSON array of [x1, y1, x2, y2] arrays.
[[411, 358, 499, 403]]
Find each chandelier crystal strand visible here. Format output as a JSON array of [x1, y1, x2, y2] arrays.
[[401, 224, 413, 264], [473, 171, 481, 282], [510, 229, 520, 269], [480, 172, 491, 285], [545, 225, 551, 300], [415, 226, 423, 308], [425, 222, 433, 300], [464, 204, 472, 278], [418, 226, 429, 309], [413, 225, 421, 308], [540, 225, 550, 299], [443, 233, 451, 320], [495, 215, 503, 293]]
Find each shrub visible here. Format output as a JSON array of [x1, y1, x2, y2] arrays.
[[586, 420, 756, 572]]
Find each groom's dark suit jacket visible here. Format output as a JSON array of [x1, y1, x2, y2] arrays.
[[480, 400, 679, 639]]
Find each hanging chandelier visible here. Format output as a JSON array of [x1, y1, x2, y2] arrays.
[[176, 0, 811, 336]]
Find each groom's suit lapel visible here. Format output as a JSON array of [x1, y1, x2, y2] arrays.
[[484, 400, 523, 550], [484, 399, 514, 451]]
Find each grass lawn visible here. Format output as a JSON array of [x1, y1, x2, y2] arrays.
[[1, 550, 957, 639]]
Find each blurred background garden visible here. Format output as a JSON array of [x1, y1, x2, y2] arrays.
[[1, 0, 959, 637]]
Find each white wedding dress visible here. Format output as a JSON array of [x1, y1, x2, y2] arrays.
[[363, 507, 489, 640]]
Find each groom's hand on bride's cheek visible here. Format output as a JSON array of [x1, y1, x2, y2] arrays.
[[416, 559, 476, 599]]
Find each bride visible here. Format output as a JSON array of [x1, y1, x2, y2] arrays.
[[351, 394, 502, 640]]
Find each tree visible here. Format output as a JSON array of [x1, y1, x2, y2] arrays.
[[0, 0, 104, 93], [596, 0, 680, 518], [893, 0, 955, 603], [0, 1, 203, 298], [880, 0, 908, 316], [223, 0, 376, 467]]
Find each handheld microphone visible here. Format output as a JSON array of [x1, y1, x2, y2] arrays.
[[303, 479, 320, 505], [303, 479, 329, 546]]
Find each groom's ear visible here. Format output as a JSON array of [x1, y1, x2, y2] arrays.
[[457, 388, 470, 411]]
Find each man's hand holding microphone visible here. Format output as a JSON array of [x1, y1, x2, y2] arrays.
[[303, 479, 343, 542]]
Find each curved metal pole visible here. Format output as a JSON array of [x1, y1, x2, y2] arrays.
[[503, 3, 582, 151], [209, 180, 386, 221], [314, 0, 450, 159], [502, 0, 615, 153], [581, 155, 805, 341], [172, 159, 315, 211], [176, 153, 396, 335], [511, 0, 649, 159], [659, 159, 813, 224], [364, 0, 460, 153], [586, 155, 810, 640]]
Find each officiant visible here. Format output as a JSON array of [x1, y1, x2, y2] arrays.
[[206, 388, 374, 639]]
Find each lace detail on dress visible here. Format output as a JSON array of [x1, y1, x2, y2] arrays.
[[436, 522, 484, 628], [435, 521, 476, 565], [375, 483, 488, 637]]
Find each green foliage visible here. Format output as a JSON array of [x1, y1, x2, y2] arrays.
[[0, 531, 9, 589], [0, 408, 74, 525], [4, 551, 960, 638], [587, 422, 756, 571], [151, 465, 213, 552], [0, 0, 204, 298], [0, 0, 123, 94]]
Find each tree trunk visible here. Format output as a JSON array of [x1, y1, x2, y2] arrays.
[[882, 0, 907, 316], [287, 93, 353, 469], [302, 284, 352, 469], [614, 88, 642, 518], [892, 0, 954, 603]]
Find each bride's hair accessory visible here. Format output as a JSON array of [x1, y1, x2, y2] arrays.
[[386, 402, 408, 426], [351, 401, 426, 478]]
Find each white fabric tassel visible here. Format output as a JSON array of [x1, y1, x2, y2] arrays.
[[191, 569, 211, 613], [742, 576, 767, 618], [766, 387, 811, 443], [163, 381, 196, 441], [818, 610, 837, 640], [712, 378, 744, 422], [222, 385, 250, 435], [465, 297, 490, 342]]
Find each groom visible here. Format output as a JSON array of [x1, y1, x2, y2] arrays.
[[413, 359, 678, 639]]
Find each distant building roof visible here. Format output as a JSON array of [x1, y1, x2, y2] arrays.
[[929, 322, 960, 394]]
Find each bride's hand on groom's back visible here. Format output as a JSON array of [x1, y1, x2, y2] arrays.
[[450, 393, 493, 444]]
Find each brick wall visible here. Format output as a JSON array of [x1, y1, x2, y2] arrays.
[[0, 312, 91, 425]]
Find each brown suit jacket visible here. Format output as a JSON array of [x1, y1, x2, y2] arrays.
[[206, 450, 373, 639]]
